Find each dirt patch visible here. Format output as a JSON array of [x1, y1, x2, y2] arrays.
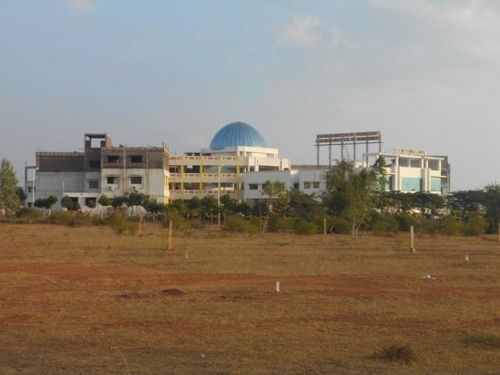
[[161, 288, 185, 296]]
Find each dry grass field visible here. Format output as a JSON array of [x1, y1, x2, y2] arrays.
[[0, 223, 499, 374]]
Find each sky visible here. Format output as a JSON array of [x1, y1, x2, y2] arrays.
[[1, 0, 499, 190]]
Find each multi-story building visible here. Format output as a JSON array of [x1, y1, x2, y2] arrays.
[[33, 133, 169, 210], [26, 125, 450, 212], [378, 148, 451, 195], [168, 122, 291, 201]]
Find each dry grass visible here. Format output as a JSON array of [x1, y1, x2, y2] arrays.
[[0, 223, 499, 374]]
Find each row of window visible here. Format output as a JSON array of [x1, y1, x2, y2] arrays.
[[87, 176, 143, 189], [247, 181, 320, 191], [88, 155, 145, 168]]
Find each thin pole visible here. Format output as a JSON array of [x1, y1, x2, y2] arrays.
[[328, 142, 332, 168], [498, 222, 500, 243], [410, 225, 415, 253], [167, 220, 173, 252], [323, 218, 327, 237]]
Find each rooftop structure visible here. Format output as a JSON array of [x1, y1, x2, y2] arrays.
[[210, 122, 266, 149]]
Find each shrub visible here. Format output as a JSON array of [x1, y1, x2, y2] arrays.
[[440, 215, 462, 235], [164, 209, 190, 232], [371, 214, 399, 234], [462, 333, 500, 349], [267, 216, 294, 232], [462, 213, 488, 236], [370, 344, 416, 364], [224, 214, 259, 234], [395, 213, 420, 231], [109, 212, 137, 235], [293, 219, 318, 235], [330, 217, 351, 234], [419, 216, 441, 235], [17, 208, 45, 223]]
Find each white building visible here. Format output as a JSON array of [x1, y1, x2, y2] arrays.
[[168, 122, 291, 201], [378, 148, 450, 195]]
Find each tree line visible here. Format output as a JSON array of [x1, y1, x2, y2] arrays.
[[1, 157, 499, 236]]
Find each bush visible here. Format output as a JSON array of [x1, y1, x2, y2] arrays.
[[462, 333, 500, 349], [109, 212, 137, 235], [48, 211, 94, 227], [17, 208, 45, 223], [267, 216, 294, 232], [395, 213, 421, 231], [224, 214, 259, 234], [419, 216, 441, 235], [293, 220, 318, 235], [462, 213, 488, 236], [164, 209, 190, 232], [440, 215, 462, 235], [330, 217, 351, 234], [370, 344, 416, 364], [371, 214, 399, 234]]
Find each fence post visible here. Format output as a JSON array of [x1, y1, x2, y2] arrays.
[[167, 220, 173, 252], [410, 225, 415, 253]]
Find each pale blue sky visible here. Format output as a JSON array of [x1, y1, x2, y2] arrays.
[[1, 0, 499, 190]]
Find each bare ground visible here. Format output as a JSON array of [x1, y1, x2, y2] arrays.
[[0, 224, 499, 374]]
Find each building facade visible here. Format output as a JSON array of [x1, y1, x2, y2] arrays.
[[32, 133, 169, 210], [26, 125, 451, 212]]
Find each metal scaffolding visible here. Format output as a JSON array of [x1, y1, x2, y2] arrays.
[[315, 131, 382, 167]]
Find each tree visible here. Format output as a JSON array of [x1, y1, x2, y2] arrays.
[[323, 161, 379, 239], [34, 195, 58, 215], [200, 196, 219, 220], [0, 158, 20, 216], [261, 180, 289, 214], [287, 189, 322, 222], [482, 184, 500, 233], [17, 187, 27, 205], [98, 195, 112, 207], [61, 195, 79, 211]]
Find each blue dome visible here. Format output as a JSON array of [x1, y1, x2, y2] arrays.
[[210, 122, 266, 149]]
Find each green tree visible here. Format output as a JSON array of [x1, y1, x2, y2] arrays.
[[0, 159, 20, 216], [261, 180, 289, 214], [323, 161, 379, 239], [287, 189, 322, 222], [98, 195, 112, 207], [61, 195, 79, 211]]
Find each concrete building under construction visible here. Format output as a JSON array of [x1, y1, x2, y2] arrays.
[[30, 133, 169, 210]]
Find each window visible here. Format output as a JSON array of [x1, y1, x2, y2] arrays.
[[428, 160, 439, 171], [130, 155, 142, 163], [27, 187, 33, 193], [312, 181, 320, 189], [249, 183, 259, 190], [107, 155, 120, 163], [89, 160, 100, 168], [401, 177, 422, 192], [107, 176, 119, 184], [431, 177, 442, 193], [303, 182, 311, 189], [130, 176, 142, 185], [293, 183, 299, 189], [88, 180, 99, 189]]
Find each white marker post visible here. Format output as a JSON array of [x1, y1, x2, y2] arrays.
[[275, 281, 280, 293], [410, 225, 415, 253], [167, 220, 173, 252]]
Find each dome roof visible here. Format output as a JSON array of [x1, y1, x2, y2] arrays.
[[209, 121, 266, 149]]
